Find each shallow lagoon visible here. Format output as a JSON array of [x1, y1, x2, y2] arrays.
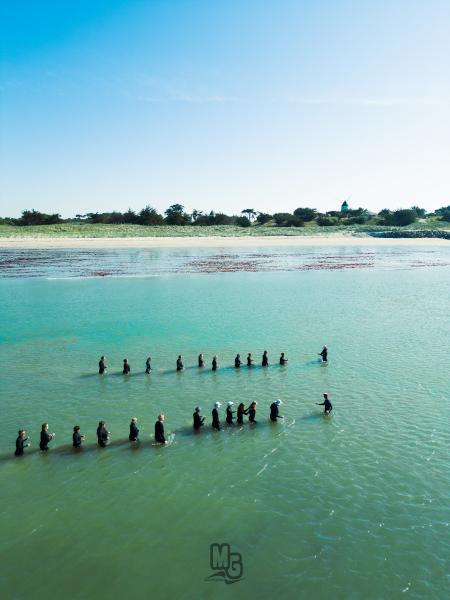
[[0, 245, 449, 599]]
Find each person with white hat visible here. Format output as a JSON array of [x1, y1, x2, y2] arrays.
[[270, 399, 284, 422], [212, 402, 221, 430], [193, 406, 205, 430], [226, 401, 235, 425]]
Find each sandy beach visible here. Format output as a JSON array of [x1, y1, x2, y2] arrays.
[[0, 235, 448, 249]]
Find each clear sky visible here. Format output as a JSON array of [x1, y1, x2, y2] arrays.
[[1, 0, 449, 218]]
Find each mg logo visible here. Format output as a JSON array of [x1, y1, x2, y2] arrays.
[[205, 543, 244, 584]]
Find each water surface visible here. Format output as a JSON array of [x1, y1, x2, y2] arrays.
[[0, 245, 449, 600]]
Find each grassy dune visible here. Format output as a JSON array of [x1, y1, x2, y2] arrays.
[[0, 221, 449, 239]]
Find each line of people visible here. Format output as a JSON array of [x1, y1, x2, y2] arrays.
[[14, 414, 168, 455], [204, 399, 282, 430], [98, 346, 328, 375], [13, 394, 333, 456]]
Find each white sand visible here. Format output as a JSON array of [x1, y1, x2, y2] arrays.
[[0, 235, 448, 249]]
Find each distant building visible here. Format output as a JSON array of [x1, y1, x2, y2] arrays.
[[341, 200, 349, 213]]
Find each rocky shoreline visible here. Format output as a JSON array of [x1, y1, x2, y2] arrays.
[[368, 230, 450, 239]]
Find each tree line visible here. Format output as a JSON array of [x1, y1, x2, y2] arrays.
[[1, 204, 450, 227]]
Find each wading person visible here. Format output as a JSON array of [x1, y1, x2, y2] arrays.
[[129, 417, 139, 442], [40, 423, 55, 451], [247, 353, 254, 367], [123, 358, 131, 374], [319, 345, 328, 363], [248, 402, 257, 424], [212, 355, 218, 371], [145, 357, 152, 374], [72, 425, 85, 449], [236, 402, 248, 425], [198, 353, 205, 367], [226, 401, 235, 425], [154, 414, 166, 444], [99, 355, 106, 374], [270, 399, 284, 422], [280, 352, 288, 365], [317, 393, 333, 414], [193, 407, 205, 430], [262, 350, 269, 367], [97, 421, 109, 447], [15, 430, 29, 456], [235, 354, 241, 368], [212, 402, 221, 431], [177, 355, 184, 371]]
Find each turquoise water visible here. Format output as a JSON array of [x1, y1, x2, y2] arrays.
[[0, 245, 449, 600]]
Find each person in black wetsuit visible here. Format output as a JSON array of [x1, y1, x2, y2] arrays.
[[280, 352, 288, 365], [262, 351, 269, 367], [198, 353, 205, 367], [99, 356, 106, 374], [154, 414, 166, 444], [226, 401, 235, 425], [319, 345, 328, 363], [235, 354, 241, 368], [40, 423, 55, 451], [123, 358, 131, 374], [247, 353, 254, 367], [212, 402, 221, 430], [97, 420, 109, 447], [193, 407, 205, 430], [145, 357, 152, 374], [236, 403, 249, 424], [270, 399, 284, 422], [317, 393, 333, 414], [177, 355, 184, 371], [73, 425, 85, 449], [248, 401, 257, 424], [129, 417, 139, 441], [15, 430, 29, 456], [212, 356, 218, 371]]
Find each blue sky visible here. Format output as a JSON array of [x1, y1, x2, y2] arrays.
[[1, 0, 449, 217]]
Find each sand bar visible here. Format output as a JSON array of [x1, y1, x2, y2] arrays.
[[0, 235, 448, 249]]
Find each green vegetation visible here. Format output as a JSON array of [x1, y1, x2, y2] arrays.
[[435, 205, 450, 222], [0, 204, 449, 238], [0, 219, 449, 239]]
